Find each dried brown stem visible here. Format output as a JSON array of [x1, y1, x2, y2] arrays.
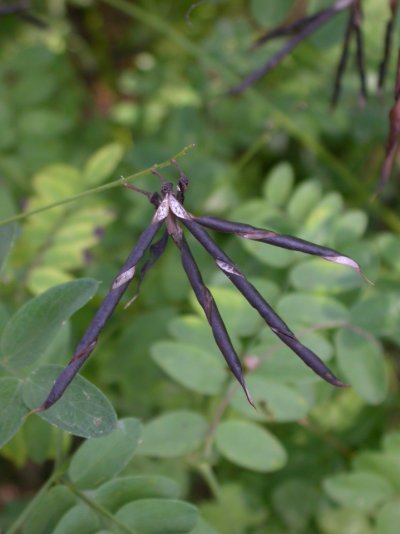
[[229, 0, 354, 96], [378, 0, 399, 93], [378, 49, 400, 192]]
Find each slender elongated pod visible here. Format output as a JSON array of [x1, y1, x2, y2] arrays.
[[180, 217, 347, 388], [37, 220, 164, 411]]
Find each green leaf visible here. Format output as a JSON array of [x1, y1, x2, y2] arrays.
[[0, 303, 10, 339], [215, 420, 287, 472], [53, 504, 101, 534], [0, 377, 29, 447], [0, 428, 28, 468], [18, 109, 72, 138], [376, 499, 400, 534], [253, 330, 333, 384], [310, 388, 364, 433], [317, 507, 373, 534], [240, 218, 293, 269], [349, 292, 400, 342], [26, 267, 74, 296], [15, 165, 115, 294], [309, 8, 347, 48], [151, 341, 226, 395], [277, 292, 349, 326], [250, 0, 295, 26], [335, 330, 387, 404], [168, 315, 219, 356], [376, 232, 400, 271], [301, 192, 343, 244], [353, 451, 400, 492], [23, 415, 71, 464], [383, 431, 400, 453], [39, 320, 71, 366], [258, 327, 333, 362], [287, 180, 323, 223], [138, 410, 207, 458], [323, 472, 395, 510], [332, 211, 367, 248], [253, 344, 320, 384], [263, 162, 294, 207], [0, 222, 17, 272], [289, 258, 362, 294], [22, 365, 117, 438], [188, 518, 218, 534], [83, 142, 124, 186], [1, 279, 98, 369], [297, 330, 334, 360], [68, 418, 142, 489], [230, 375, 309, 422], [116, 499, 198, 534], [94, 476, 181, 513], [22, 486, 76, 534], [199, 483, 258, 533], [272, 479, 319, 531], [207, 286, 261, 337]]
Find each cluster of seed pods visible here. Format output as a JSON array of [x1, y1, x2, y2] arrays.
[[230, 0, 398, 111], [38, 168, 364, 412]]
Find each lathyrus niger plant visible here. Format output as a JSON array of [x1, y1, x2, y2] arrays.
[[1, 1, 400, 534]]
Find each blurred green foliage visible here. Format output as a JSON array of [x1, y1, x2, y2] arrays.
[[1, 0, 400, 532]]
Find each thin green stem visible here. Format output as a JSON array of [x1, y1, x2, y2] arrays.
[[6, 470, 60, 534], [235, 130, 273, 173], [102, 0, 400, 234], [0, 144, 195, 228], [62, 479, 136, 534], [203, 382, 238, 460], [195, 462, 221, 500], [194, 463, 241, 534]]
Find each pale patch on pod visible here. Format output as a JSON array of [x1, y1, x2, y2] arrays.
[[215, 259, 244, 277], [239, 230, 276, 240], [325, 255, 360, 271], [326, 255, 374, 285], [168, 194, 191, 220], [152, 197, 170, 222], [112, 266, 136, 289]]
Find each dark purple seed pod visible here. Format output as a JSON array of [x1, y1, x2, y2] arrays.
[[194, 215, 362, 273], [37, 220, 164, 411], [180, 217, 347, 388]]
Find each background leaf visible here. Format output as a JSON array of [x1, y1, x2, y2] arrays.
[[277, 292, 349, 326], [0, 223, 17, 272], [22, 365, 117, 438], [376, 499, 400, 534], [52, 504, 101, 534], [138, 411, 208, 458], [317, 508, 373, 534], [335, 330, 388, 404], [323, 472, 395, 511], [94, 475, 181, 512], [263, 162, 294, 207], [250, 0, 296, 27], [116, 499, 198, 534], [230, 375, 309, 422], [151, 341, 226, 395], [12, 164, 115, 294], [0, 377, 28, 447], [22, 486, 76, 534], [1, 279, 98, 369], [289, 259, 362, 293], [83, 142, 124, 185], [215, 420, 287, 472], [68, 418, 142, 488]]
